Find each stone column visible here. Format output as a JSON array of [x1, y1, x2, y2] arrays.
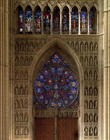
[[51, 11, 53, 35], [60, 10, 62, 35], [103, 0, 110, 140], [69, 10, 72, 35], [87, 12, 90, 34], [78, 11, 81, 35], [41, 11, 44, 34], [0, 0, 9, 140], [32, 9, 34, 33], [97, 11, 99, 34]]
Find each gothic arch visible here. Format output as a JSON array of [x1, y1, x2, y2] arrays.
[[53, 4, 61, 11], [62, 4, 71, 11], [29, 39, 84, 140], [30, 39, 84, 83]]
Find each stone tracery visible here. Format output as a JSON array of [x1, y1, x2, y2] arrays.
[[16, 3, 98, 34]]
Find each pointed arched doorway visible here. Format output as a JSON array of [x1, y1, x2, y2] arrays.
[[32, 46, 80, 140]]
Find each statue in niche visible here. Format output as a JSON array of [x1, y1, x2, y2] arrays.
[[35, 11, 41, 33], [54, 14, 60, 31], [25, 7, 33, 33], [63, 14, 68, 31], [44, 12, 51, 32], [81, 11, 87, 33], [71, 11, 78, 33]]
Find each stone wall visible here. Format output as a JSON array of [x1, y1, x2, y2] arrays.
[[0, 0, 109, 140]]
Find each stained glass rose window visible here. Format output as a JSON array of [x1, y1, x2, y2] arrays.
[[33, 53, 79, 109]]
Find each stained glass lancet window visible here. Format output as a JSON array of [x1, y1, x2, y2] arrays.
[[34, 6, 41, 33], [62, 7, 69, 33], [71, 7, 78, 34], [53, 6, 60, 34], [43, 6, 51, 34], [25, 6, 33, 33], [81, 7, 87, 34], [33, 53, 79, 109], [17, 6, 24, 33], [89, 7, 97, 34]]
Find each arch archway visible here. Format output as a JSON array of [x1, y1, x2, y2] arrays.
[[29, 39, 84, 140]]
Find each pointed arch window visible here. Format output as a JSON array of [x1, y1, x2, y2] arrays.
[[33, 53, 79, 109], [81, 7, 87, 34], [25, 6, 33, 33], [34, 6, 41, 33], [17, 6, 24, 33], [53, 6, 60, 34], [89, 7, 97, 34], [62, 7, 69, 33], [71, 7, 78, 34], [43, 6, 51, 34]]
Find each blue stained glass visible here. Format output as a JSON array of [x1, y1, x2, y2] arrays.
[[25, 7, 33, 33], [71, 8, 78, 33], [33, 53, 79, 109], [62, 7, 69, 32], [81, 10, 87, 33], [53, 7, 60, 33], [17, 7, 24, 33], [89, 11, 94, 31], [43, 7, 51, 33], [89, 8, 97, 33], [34, 8, 41, 33]]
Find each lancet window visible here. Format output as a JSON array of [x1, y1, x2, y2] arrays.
[[81, 7, 87, 34], [62, 7, 69, 33], [43, 6, 51, 34], [16, 5, 97, 35], [25, 6, 33, 33], [71, 7, 78, 34], [89, 7, 97, 34], [34, 6, 42, 33], [17, 6, 24, 33], [53, 6, 60, 34]]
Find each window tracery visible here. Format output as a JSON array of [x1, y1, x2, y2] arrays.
[[16, 5, 97, 35], [43, 6, 51, 34], [53, 6, 60, 33], [17, 6, 24, 33], [71, 7, 78, 34], [34, 6, 41, 33], [89, 7, 97, 34], [33, 53, 79, 109], [25, 6, 33, 33], [81, 7, 87, 34], [62, 7, 69, 33]]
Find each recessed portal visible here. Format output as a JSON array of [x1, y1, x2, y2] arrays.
[[34, 118, 78, 140], [33, 52, 79, 140]]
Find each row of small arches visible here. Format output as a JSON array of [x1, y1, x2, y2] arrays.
[[84, 100, 98, 109], [15, 71, 28, 80], [84, 126, 98, 136], [15, 56, 33, 66], [84, 113, 98, 123], [80, 56, 98, 66], [84, 70, 98, 80], [16, 5, 97, 34], [14, 86, 28, 95], [15, 112, 28, 122], [15, 126, 28, 136], [15, 40, 98, 53], [71, 41, 98, 52], [14, 98, 28, 109], [84, 87, 98, 96]]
